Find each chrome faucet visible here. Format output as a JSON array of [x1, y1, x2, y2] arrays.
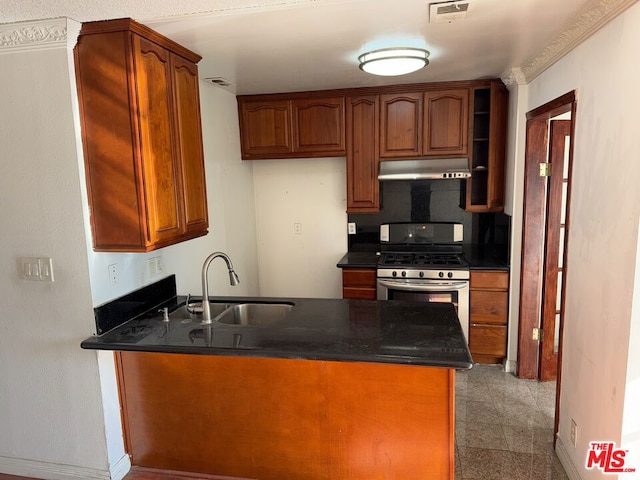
[[201, 252, 240, 324]]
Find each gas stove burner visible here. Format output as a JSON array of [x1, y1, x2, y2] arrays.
[[379, 252, 468, 269]]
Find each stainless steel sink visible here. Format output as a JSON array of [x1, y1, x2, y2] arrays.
[[168, 302, 234, 321], [213, 303, 294, 326]]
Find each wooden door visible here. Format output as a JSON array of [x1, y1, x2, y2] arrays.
[[518, 91, 576, 383], [423, 89, 469, 156], [132, 34, 183, 246], [380, 93, 422, 158], [292, 97, 345, 154], [539, 120, 572, 381], [346, 95, 379, 213], [239, 100, 293, 158], [171, 53, 208, 236]]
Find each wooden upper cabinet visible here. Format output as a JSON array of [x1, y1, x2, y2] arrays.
[[292, 98, 345, 154], [464, 81, 508, 212], [74, 19, 208, 252], [379, 93, 423, 158], [237, 96, 346, 159], [380, 89, 470, 159], [346, 95, 379, 213], [239, 100, 293, 157], [171, 54, 208, 235], [423, 89, 469, 156], [133, 35, 183, 246]]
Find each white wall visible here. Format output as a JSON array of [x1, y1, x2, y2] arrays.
[[252, 158, 347, 298], [0, 19, 115, 478], [502, 74, 529, 372], [621, 216, 640, 471], [162, 84, 260, 298], [524, 4, 640, 477]]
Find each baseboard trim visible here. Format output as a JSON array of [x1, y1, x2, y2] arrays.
[[0, 455, 111, 480], [556, 437, 584, 480], [109, 454, 131, 480]]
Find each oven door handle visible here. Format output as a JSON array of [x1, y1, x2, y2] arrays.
[[377, 279, 468, 291]]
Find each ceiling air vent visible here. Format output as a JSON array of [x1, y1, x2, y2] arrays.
[[203, 77, 236, 94], [429, 1, 470, 23]]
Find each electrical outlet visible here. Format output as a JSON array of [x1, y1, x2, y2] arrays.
[[108, 264, 118, 286], [294, 223, 302, 235], [570, 419, 578, 447], [348, 222, 356, 235]]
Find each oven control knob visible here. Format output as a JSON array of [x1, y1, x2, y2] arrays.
[[448, 272, 453, 278], [401, 271, 406, 277], [439, 271, 444, 278], [419, 271, 424, 278], [392, 271, 397, 277]]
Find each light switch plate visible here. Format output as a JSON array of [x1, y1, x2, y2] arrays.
[[20, 257, 54, 282]]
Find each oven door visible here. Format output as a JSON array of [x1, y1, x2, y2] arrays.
[[377, 278, 469, 342]]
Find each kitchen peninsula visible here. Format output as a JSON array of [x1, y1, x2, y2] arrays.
[[82, 275, 472, 480]]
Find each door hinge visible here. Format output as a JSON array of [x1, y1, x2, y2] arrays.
[[532, 327, 543, 341], [539, 163, 552, 177]]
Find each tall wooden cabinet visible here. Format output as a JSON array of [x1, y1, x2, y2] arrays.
[[346, 96, 379, 213], [75, 19, 208, 252]]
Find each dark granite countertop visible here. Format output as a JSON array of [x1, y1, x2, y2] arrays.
[[336, 252, 380, 269], [463, 245, 510, 271], [82, 295, 473, 370]]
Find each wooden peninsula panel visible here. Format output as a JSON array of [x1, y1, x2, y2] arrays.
[[117, 352, 455, 480]]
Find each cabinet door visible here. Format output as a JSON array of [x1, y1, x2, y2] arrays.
[[346, 96, 379, 213], [239, 100, 293, 158], [292, 97, 345, 154], [380, 93, 423, 158], [171, 53, 208, 236], [132, 35, 183, 246], [423, 89, 469, 156]]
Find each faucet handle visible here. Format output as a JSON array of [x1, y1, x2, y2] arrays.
[[158, 307, 169, 322]]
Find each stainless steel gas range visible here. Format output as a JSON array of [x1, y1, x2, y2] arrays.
[[376, 223, 470, 342]]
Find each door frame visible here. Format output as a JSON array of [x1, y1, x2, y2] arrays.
[[517, 91, 576, 440]]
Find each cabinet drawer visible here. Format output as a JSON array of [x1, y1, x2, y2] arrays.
[[342, 287, 377, 300], [470, 290, 508, 325], [470, 270, 508, 290], [342, 269, 377, 288], [469, 324, 507, 357]]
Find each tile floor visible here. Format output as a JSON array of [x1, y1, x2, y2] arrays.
[[455, 364, 569, 480]]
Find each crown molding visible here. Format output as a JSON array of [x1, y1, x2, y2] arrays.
[[520, 0, 638, 82], [500, 67, 527, 91], [0, 18, 81, 54]]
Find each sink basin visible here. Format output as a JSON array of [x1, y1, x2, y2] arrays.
[[168, 302, 234, 321], [214, 303, 294, 326]]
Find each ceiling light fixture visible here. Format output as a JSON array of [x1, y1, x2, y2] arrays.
[[358, 47, 430, 76]]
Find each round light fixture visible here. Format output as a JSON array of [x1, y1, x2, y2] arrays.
[[358, 47, 430, 76]]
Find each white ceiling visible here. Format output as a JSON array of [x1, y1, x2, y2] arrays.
[[1, 0, 594, 95]]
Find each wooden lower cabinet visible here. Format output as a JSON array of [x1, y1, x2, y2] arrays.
[[116, 352, 455, 480], [342, 268, 377, 300], [469, 270, 509, 364]]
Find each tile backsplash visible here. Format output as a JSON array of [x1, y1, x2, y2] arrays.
[[348, 179, 510, 262]]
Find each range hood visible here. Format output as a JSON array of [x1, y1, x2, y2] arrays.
[[378, 158, 471, 181]]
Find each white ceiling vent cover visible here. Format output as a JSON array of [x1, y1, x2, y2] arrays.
[[429, 1, 470, 23]]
